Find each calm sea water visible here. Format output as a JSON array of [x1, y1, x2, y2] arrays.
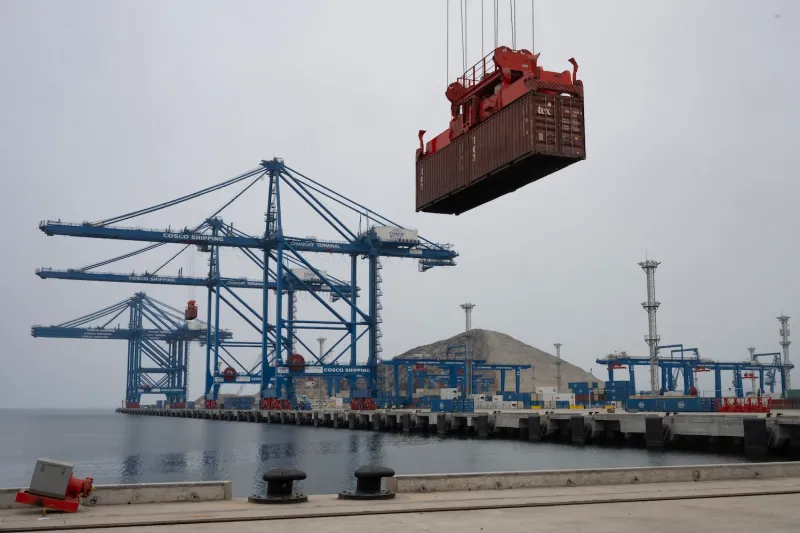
[[0, 409, 747, 497]]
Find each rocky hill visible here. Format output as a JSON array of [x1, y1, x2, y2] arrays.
[[379, 329, 599, 393]]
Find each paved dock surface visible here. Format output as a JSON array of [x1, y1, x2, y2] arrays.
[[67, 495, 800, 533], [2, 477, 799, 532]]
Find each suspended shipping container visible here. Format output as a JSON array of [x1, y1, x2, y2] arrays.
[[416, 47, 585, 215]]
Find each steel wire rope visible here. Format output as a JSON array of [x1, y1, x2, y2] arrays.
[[282, 166, 444, 250], [494, 0, 498, 49], [510, 0, 516, 49], [84, 172, 263, 274], [92, 167, 263, 226], [464, 0, 468, 71], [460, 0, 466, 72]]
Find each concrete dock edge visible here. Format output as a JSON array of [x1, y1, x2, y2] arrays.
[[383, 462, 800, 493], [0, 481, 232, 510]]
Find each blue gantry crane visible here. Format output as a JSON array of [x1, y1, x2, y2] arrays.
[[383, 357, 530, 405], [599, 348, 790, 399], [751, 352, 783, 393], [38, 158, 457, 407], [32, 293, 230, 406]]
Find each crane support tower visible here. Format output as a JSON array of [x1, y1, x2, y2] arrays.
[[416, 46, 585, 215], [460, 302, 475, 332], [31, 293, 229, 406], [553, 343, 563, 393], [778, 315, 792, 390], [639, 260, 661, 398], [38, 158, 457, 407]]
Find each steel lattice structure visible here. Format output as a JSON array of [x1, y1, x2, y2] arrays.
[[32, 292, 229, 405], [38, 158, 457, 406]]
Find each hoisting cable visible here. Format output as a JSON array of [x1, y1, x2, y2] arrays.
[[510, 0, 516, 49], [481, 0, 484, 56], [150, 171, 263, 275], [92, 166, 263, 226], [531, 0, 534, 52], [446, 0, 449, 85], [460, 0, 466, 72], [150, 244, 191, 276], [76, 242, 167, 272], [494, 0, 500, 50], [79, 171, 263, 273]]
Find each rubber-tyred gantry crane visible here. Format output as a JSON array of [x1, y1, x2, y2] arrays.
[[38, 158, 457, 407]]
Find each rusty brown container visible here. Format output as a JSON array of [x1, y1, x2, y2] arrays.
[[416, 92, 585, 215]]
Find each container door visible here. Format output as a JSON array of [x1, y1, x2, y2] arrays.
[[557, 95, 585, 159], [416, 134, 470, 210], [532, 93, 559, 155]]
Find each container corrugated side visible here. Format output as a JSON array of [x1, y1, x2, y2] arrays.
[[416, 134, 469, 212], [416, 92, 584, 215], [468, 92, 534, 183]]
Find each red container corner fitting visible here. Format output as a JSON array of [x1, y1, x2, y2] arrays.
[[416, 46, 585, 215]]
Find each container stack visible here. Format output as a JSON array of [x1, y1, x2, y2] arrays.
[[553, 393, 575, 409], [222, 396, 254, 410], [568, 381, 598, 405], [605, 381, 633, 402]]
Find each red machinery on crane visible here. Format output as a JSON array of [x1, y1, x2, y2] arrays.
[[416, 46, 585, 215], [185, 300, 198, 320]]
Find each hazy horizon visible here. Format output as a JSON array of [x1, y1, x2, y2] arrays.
[[1, 0, 797, 407]]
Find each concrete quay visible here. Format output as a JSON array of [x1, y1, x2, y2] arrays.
[[117, 407, 800, 456], [2, 463, 800, 531]]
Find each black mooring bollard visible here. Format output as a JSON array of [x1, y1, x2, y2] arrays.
[[338, 465, 395, 500], [249, 467, 308, 504]]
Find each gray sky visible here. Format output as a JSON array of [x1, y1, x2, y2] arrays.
[[1, 0, 797, 408]]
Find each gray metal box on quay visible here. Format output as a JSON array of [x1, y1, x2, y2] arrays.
[[29, 458, 73, 499]]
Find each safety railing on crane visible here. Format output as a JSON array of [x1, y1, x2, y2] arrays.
[[457, 51, 498, 88]]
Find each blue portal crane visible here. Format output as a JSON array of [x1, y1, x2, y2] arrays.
[[383, 358, 530, 404], [38, 158, 457, 407], [473, 363, 532, 394], [655, 344, 700, 394], [751, 352, 783, 393], [31, 293, 230, 406], [383, 358, 477, 403], [598, 350, 790, 399]]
